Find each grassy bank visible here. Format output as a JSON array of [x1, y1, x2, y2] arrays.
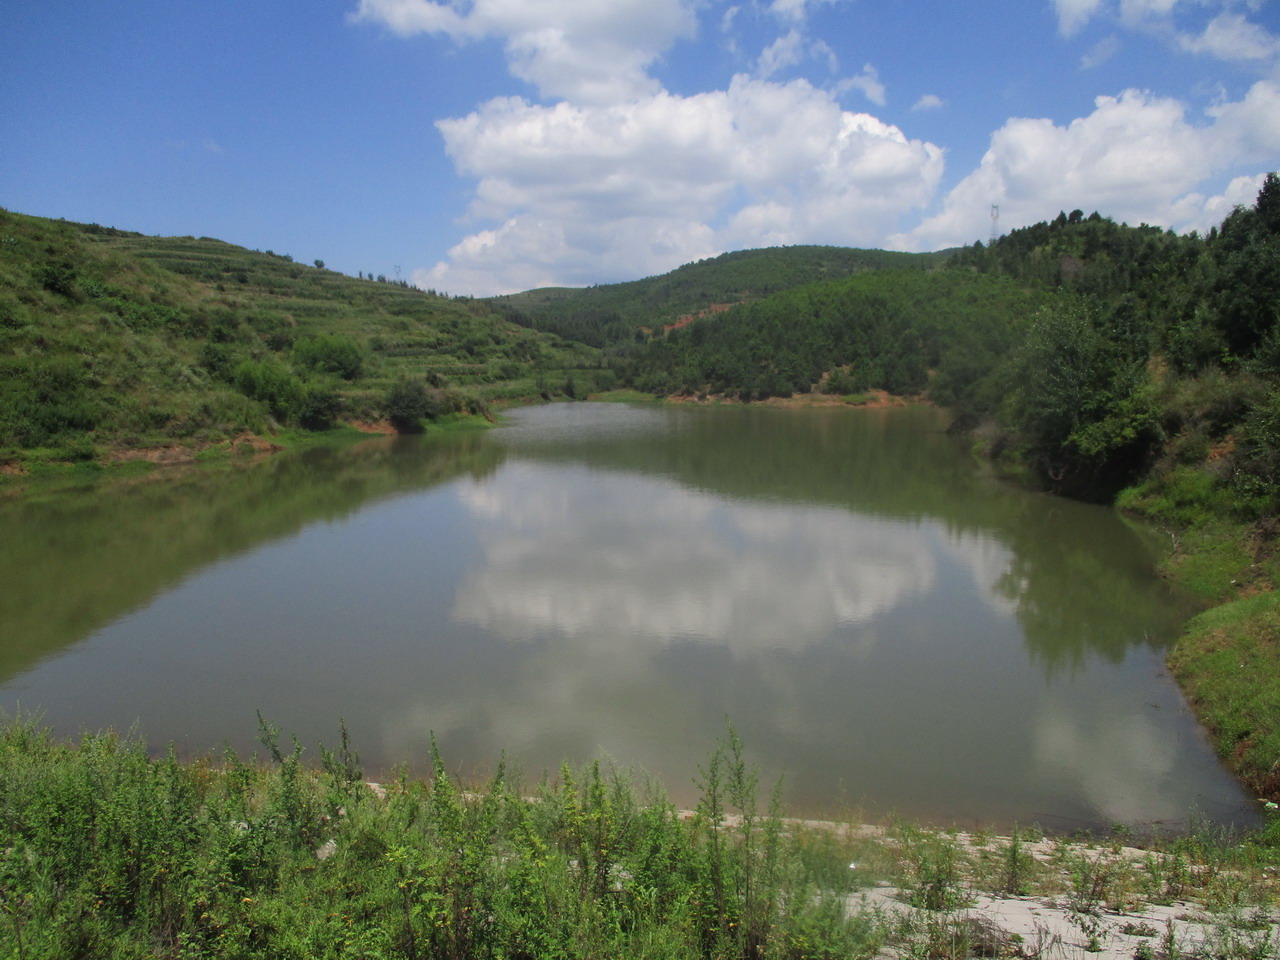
[[1114, 478, 1280, 801], [1, 716, 1277, 960], [0, 717, 884, 960]]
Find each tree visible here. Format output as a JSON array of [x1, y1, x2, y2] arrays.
[[1010, 301, 1158, 497], [384, 377, 433, 432]]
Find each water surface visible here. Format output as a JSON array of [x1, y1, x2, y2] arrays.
[[0, 403, 1256, 830]]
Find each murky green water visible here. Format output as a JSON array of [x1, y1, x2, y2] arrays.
[[0, 403, 1257, 830]]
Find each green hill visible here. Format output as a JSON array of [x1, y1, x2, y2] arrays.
[[491, 244, 952, 350], [623, 180, 1280, 506], [0, 209, 602, 465]]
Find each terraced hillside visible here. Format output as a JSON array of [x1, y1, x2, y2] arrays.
[[0, 209, 602, 465]]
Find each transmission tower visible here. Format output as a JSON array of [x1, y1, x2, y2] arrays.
[[989, 204, 999, 245]]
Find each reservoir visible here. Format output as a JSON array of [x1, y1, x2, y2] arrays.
[[0, 402, 1258, 830]]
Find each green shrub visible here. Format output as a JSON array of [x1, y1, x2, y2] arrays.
[[32, 260, 77, 298], [384, 377, 434, 431], [233, 358, 306, 423], [1116, 466, 1232, 528], [297, 380, 342, 430], [292, 333, 364, 380]]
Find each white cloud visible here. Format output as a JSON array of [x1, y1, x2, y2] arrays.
[[758, 30, 807, 78], [1179, 12, 1280, 61], [768, 0, 851, 23], [1205, 79, 1280, 164], [1117, 0, 1179, 21], [1175, 172, 1269, 236], [836, 63, 886, 106], [756, 27, 840, 81], [363, 0, 1278, 295], [903, 82, 1279, 251], [1053, 0, 1280, 66], [1080, 34, 1121, 68], [426, 76, 943, 295], [1052, 0, 1106, 36], [352, 0, 698, 103]]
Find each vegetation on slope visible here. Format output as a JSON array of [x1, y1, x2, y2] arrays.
[[492, 245, 951, 351], [627, 270, 1048, 410], [0, 209, 605, 469], [623, 180, 1280, 506]]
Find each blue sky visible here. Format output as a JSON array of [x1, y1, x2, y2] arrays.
[[3, 1, 1278, 295]]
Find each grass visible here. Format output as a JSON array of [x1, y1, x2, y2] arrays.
[[2, 713, 1278, 960], [1168, 592, 1280, 798], [1118, 476, 1280, 802], [0, 716, 887, 960]]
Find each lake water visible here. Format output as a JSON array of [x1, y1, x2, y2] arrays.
[[0, 402, 1258, 831]]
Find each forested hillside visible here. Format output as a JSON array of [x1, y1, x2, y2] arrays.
[[625, 175, 1280, 509], [627, 270, 1047, 409], [492, 245, 950, 350], [0, 209, 603, 465]]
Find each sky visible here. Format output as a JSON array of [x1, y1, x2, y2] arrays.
[[2, 1, 1278, 296]]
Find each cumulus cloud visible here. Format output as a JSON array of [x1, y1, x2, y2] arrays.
[[360, 0, 1278, 294], [902, 81, 1279, 251], [352, 0, 698, 102], [1180, 12, 1280, 61], [424, 76, 943, 294], [1176, 172, 1270, 236], [1204, 79, 1280, 165]]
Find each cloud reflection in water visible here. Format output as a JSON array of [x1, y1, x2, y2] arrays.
[[452, 463, 938, 649]]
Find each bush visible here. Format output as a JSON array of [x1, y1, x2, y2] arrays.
[[32, 260, 78, 298], [384, 377, 433, 431], [233, 358, 306, 423], [292, 334, 363, 381], [298, 381, 342, 430]]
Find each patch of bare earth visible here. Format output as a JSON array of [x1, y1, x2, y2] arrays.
[[346, 419, 398, 435], [761, 389, 920, 410], [667, 389, 924, 409], [109, 446, 200, 465], [662, 301, 738, 333]]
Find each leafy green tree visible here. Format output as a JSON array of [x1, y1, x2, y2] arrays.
[[384, 377, 434, 432], [297, 381, 341, 430], [1010, 301, 1159, 496]]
